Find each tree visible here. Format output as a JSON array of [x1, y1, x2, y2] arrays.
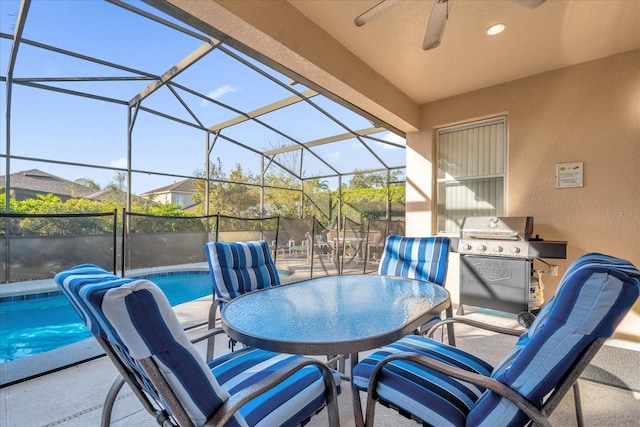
[[74, 178, 101, 190], [347, 169, 404, 189], [105, 172, 127, 191], [193, 159, 261, 217]]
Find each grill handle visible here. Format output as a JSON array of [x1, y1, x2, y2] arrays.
[[466, 232, 521, 241]]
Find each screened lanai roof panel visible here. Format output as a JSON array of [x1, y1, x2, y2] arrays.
[[17, 0, 205, 76], [208, 137, 264, 184], [18, 78, 155, 105], [0, 38, 11, 74], [131, 110, 205, 179], [9, 85, 127, 163], [0, 0, 20, 32], [8, 43, 151, 80], [360, 131, 407, 169], [224, 45, 310, 91], [303, 137, 389, 176], [169, 86, 242, 130], [296, 148, 341, 180], [310, 96, 377, 132], [172, 48, 296, 114], [219, 118, 299, 153], [137, 84, 205, 128], [256, 100, 349, 143], [2, 0, 407, 203]]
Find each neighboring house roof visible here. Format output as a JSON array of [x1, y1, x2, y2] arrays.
[[140, 179, 196, 197], [0, 169, 96, 201], [87, 188, 151, 205], [0, 168, 151, 205]]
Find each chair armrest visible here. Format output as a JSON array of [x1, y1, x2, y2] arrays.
[[208, 297, 230, 328], [425, 317, 525, 339], [187, 327, 228, 344], [204, 357, 340, 427], [367, 351, 551, 427]]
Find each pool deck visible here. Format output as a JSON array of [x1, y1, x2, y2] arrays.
[[0, 262, 212, 299], [2, 260, 639, 426], [2, 303, 639, 427]]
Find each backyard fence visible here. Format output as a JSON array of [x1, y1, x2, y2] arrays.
[[1, 211, 404, 285]]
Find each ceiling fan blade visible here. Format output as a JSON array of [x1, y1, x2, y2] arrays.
[[511, 0, 547, 8], [423, 0, 452, 50], [354, 0, 403, 27]]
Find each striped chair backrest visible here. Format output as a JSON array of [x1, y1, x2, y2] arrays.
[[204, 240, 281, 301], [378, 235, 451, 286], [55, 264, 238, 427], [468, 252, 640, 425]]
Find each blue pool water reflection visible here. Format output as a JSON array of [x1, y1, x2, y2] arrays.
[[0, 272, 213, 362]]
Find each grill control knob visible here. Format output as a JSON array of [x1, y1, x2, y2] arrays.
[[477, 244, 487, 252], [461, 243, 472, 251], [493, 246, 503, 253], [510, 247, 521, 254]]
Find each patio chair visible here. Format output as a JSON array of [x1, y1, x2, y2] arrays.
[[54, 264, 340, 427], [307, 232, 334, 262], [353, 252, 640, 427], [288, 237, 309, 260], [204, 240, 281, 358], [378, 235, 455, 344]]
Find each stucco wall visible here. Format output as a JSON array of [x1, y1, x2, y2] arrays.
[[406, 49, 640, 341]]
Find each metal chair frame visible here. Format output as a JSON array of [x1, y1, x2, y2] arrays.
[[364, 316, 604, 427]]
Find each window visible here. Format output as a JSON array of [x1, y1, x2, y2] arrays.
[[436, 117, 506, 234]]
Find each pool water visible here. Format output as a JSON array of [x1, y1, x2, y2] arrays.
[[0, 272, 213, 362]]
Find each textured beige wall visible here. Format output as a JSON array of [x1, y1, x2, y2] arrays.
[[407, 50, 640, 340]]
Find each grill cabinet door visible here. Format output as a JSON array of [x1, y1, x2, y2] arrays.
[[460, 255, 530, 314]]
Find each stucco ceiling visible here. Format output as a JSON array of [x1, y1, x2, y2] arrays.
[[288, 0, 640, 105]]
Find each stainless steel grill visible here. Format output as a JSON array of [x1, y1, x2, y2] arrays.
[[456, 216, 567, 327]]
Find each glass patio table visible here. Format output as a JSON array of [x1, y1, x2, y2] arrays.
[[221, 274, 451, 426]]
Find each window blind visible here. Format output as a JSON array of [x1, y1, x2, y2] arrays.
[[436, 118, 506, 234]]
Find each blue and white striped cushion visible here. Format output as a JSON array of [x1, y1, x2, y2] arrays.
[[378, 235, 450, 287], [55, 265, 191, 418], [209, 347, 332, 426], [98, 279, 236, 427], [468, 252, 640, 426], [378, 235, 451, 325], [352, 335, 493, 427], [204, 240, 281, 301], [55, 263, 127, 335], [354, 253, 639, 426], [56, 264, 334, 427]]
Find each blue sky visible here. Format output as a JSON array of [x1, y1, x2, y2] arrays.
[[1, 0, 405, 194]]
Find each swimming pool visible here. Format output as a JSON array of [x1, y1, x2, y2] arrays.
[[0, 271, 213, 363]]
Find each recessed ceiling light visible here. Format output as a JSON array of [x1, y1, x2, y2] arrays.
[[487, 23, 506, 35]]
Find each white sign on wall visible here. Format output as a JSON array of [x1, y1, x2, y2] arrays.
[[556, 162, 583, 188]]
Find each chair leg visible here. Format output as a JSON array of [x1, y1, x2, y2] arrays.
[[445, 305, 456, 346], [206, 304, 217, 360], [350, 353, 367, 427], [102, 375, 126, 427], [573, 381, 584, 427]]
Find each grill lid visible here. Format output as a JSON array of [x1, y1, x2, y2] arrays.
[[460, 216, 533, 241]]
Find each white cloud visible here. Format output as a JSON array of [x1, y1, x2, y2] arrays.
[[203, 84, 239, 105], [108, 157, 127, 168], [327, 151, 341, 161], [382, 131, 406, 146]]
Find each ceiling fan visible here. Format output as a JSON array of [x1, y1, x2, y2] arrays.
[[354, 0, 547, 50]]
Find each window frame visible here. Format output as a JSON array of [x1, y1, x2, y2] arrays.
[[435, 116, 507, 235]]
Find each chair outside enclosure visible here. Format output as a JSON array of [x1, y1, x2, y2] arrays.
[[377, 235, 455, 343], [353, 253, 640, 427], [54, 264, 340, 427], [204, 240, 280, 358]]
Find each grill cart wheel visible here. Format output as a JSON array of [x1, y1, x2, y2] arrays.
[[517, 311, 536, 328]]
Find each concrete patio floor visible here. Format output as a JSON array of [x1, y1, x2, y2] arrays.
[[2, 301, 639, 426], [2, 260, 639, 426]]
